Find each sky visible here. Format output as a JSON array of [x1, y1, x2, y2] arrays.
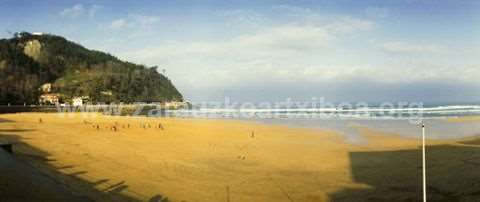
[[0, 0, 479, 103]]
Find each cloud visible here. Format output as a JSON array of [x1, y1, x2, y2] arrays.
[[233, 24, 332, 51], [365, 6, 389, 18], [88, 5, 101, 17], [117, 16, 377, 96], [381, 41, 447, 54], [108, 15, 159, 29], [107, 7, 478, 102], [271, 5, 317, 18], [60, 4, 101, 18], [133, 15, 159, 26], [60, 4, 84, 18], [119, 19, 371, 62], [325, 16, 375, 34], [110, 19, 128, 29], [121, 14, 374, 57], [216, 9, 266, 27]]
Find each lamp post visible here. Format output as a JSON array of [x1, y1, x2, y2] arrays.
[[422, 123, 426, 202]]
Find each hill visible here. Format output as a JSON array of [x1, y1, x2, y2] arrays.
[[0, 32, 183, 104]]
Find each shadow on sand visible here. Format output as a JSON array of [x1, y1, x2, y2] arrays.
[[329, 141, 480, 201], [0, 118, 169, 202]]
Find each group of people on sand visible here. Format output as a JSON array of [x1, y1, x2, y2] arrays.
[[94, 121, 165, 132], [38, 117, 165, 133]]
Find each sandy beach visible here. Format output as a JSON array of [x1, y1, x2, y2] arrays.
[[0, 113, 479, 201]]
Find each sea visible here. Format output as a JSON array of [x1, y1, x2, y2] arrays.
[[164, 103, 480, 143]]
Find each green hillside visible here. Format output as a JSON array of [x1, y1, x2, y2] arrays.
[[0, 32, 183, 104]]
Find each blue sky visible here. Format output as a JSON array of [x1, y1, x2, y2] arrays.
[[1, 0, 479, 102]]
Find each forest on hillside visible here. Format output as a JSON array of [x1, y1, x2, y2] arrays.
[[0, 32, 183, 104]]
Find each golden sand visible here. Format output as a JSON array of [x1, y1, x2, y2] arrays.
[[0, 113, 478, 202], [447, 116, 480, 123]]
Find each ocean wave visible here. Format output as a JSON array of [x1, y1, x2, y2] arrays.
[[177, 105, 480, 113], [164, 104, 480, 120]]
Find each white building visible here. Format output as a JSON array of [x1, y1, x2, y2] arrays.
[[39, 83, 52, 93], [72, 96, 90, 106], [39, 93, 59, 105], [72, 97, 83, 106], [164, 101, 190, 109]]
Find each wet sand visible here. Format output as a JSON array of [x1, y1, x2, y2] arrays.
[[0, 113, 479, 201]]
